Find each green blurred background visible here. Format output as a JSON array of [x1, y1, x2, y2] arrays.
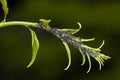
[[0, 0, 119, 80]]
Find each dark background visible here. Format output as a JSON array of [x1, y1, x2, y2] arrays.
[[0, 0, 119, 80]]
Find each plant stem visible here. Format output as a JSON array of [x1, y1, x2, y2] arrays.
[[0, 21, 39, 28]]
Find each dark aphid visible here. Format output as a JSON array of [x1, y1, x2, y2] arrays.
[[38, 21, 46, 29]]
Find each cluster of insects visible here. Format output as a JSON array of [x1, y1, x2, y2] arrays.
[[38, 19, 111, 73]]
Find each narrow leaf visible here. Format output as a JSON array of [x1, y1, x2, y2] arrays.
[[62, 42, 71, 70], [27, 28, 39, 68], [79, 49, 86, 65], [0, 0, 9, 22], [57, 22, 81, 34], [86, 53, 91, 73], [80, 38, 95, 42]]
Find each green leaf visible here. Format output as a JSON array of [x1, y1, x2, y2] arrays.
[[0, 0, 9, 22], [27, 28, 39, 68], [57, 22, 81, 34], [86, 53, 91, 73], [62, 42, 71, 70], [79, 49, 86, 65]]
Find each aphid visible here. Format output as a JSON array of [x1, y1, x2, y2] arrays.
[[38, 19, 111, 73]]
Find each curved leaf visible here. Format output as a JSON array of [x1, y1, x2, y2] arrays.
[[57, 22, 81, 34], [27, 28, 39, 68], [0, 0, 9, 22], [86, 53, 91, 73], [62, 42, 71, 70], [79, 49, 86, 65]]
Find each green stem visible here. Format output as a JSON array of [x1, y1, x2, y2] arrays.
[[0, 21, 39, 28]]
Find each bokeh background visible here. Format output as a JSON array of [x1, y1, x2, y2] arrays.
[[0, 0, 120, 80]]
